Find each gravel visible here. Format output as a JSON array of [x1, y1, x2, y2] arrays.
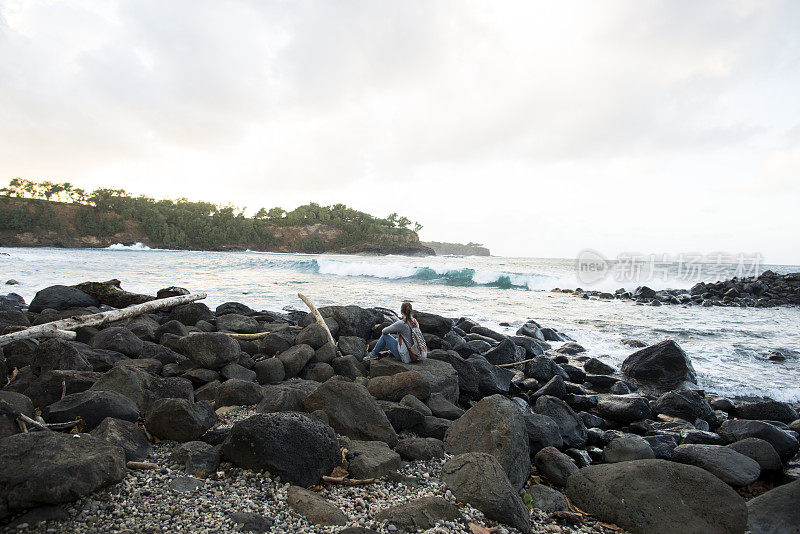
[[2, 407, 626, 534]]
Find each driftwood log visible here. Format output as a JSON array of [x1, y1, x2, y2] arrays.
[[298, 293, 336, 347], [496, 357, 538, 368], [0, 292, 207, 347]]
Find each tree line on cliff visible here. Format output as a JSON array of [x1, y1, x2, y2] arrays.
[[0, 178, 422, 252]]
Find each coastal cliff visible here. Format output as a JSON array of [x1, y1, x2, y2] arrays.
[[422, 241, 490, 256], [0, 195, 434, 256]]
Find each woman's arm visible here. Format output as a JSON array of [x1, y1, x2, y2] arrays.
[[382, 320, 405, 335]]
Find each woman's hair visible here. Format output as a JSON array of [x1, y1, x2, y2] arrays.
[[400, 301, 413, 321]]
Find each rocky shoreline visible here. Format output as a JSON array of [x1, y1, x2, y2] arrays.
[[555, 270, 800, 308], [1, 281, 799, 533]]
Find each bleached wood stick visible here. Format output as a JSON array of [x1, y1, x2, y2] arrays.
[[127, 461, 158, 470], [0, 292, 207, 347], [321, 475, 376, 486], [298, 293, 336, 347], [496, 357, 537, 368], [224, 332, 272, 340]]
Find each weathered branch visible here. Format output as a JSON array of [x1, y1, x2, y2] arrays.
[[496, 357, 537, 368], [0, 292, 207, 347], [127, 461, 158, 470], [224, 332, 272, 340], [298, 293, 336, 347]]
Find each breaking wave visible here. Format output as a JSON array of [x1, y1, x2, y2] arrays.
[[256, 258, 556, 290], [106, 242, 152, 250]]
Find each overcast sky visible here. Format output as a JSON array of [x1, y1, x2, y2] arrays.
[[1, 1, 799, 263]]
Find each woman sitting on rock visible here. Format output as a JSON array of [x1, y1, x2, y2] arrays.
[[367, 301, 423, 363]]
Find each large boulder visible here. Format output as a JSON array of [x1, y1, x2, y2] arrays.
[[444, 394, 530, 490], [534, 446, 578, 487], [168, 302, 214, 326], [368, 358, 459, 404], [254, 357, 286, 385], [718, 419, 799, 463], [727, 437, 783, 472], [23, 370, 101, 409], [256, 381, 317, 413], [216, 379, 264, 407], [413, 311, 453, 338], [42, 389, 138, 431], [28, 285, 98, 313], [90, 327, 143, 357], [177, 333, 240, 370], [746, 479, 800, 534], [367, 371, 430, 402], [277, 344, 315, 378], [295, 323, 329, 350], [145, 398, 215, 442], [603, 435, 655, 463], [302, 378, 397, 446], [31, 339, 92, 375], [654, 390, 715, 425], [736, 400, 798, 424], [91, 366, 193, 412], [620, 340, 697, 390], [523, 413, 563, 455], [90, 417, 150, 461], [482, 339, 519, 366], [566, 459, 747, 534], [216, 313, 260, 335], [395, 437, 445, 461], [73, 280, 154, 308], [0, 432, 126, 519], [426, 350, 480, 400], [441, 453, 531, 534], [597, 395, 653, 424], [672, 444, 760, 486], [534, 395, 587, 449], [313, 305, 381, 339], [221, 412, 339, 486]]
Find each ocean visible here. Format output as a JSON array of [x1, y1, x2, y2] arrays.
[[2, 245, 799, 403]]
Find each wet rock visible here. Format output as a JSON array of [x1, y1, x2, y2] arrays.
[[221, 412, 339, 486], [302, 378, 398, 446], [28, 285, 98, 313], [583, 357, 615, 375], [524, 356, 569, 383], [654, 390, 715, 425], [295, 323, 329, 350], [90, 417, 150, 461], [444, 394, 530, 490], [555, 342, 585, 355], [413, 311, 453, 338], [177, 333, 240, 370], [145, 398, 214, 442], [530, 375, 566, 400], [424, 393, 464, 419], [597, 394, 653, 424], [673, 444, 760, 486], [621, 340, 697, 390], [287, 485, 348, 526], [482, 339, 519, 366], [171, 441, 220, 478], [736, 400, 798, 424], [43, 389, 138, 431], [441, 452, 531, 534], [566, 459, 747, 534], [0, 432, 125, 520], [374, 496, 460, 532], [534, 446, 578, 487], [746, 479, 800, 534]]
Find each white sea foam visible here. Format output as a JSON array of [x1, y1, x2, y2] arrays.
[[107, 242, 152, 250]]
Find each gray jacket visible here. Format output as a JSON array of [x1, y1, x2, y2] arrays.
[[382, 319, 414, 357]]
